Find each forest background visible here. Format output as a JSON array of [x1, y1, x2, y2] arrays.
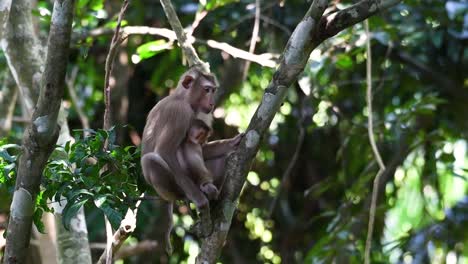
[[0, 0, 467, 263]]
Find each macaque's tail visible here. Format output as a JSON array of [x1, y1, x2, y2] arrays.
[[162, 201, 174, 256]]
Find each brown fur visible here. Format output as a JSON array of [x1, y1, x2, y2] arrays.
[[140, 67, 244, 255]]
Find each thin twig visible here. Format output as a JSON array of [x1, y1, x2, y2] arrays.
[[268, 96, 307, 217], [260, 15, 291, 35], [66, 67, 90, 135], [103, 0, 129, 132], [187, 9, 208, 37], [242, 0, 261, 81], [159, 0, 209, 72], [78, 26, 278, 67], [100, 1, 130, 263], [114, 240, 158, 260], [226, 2, 278, 32], [364, 20, 386, 264]]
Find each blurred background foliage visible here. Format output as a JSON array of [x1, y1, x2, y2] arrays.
[[0, 0, 467, 263]]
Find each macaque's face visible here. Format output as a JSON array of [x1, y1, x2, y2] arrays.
[[183, 75, 217, 114], [189, 126, 210, 145], [194, 78, 216, 114]]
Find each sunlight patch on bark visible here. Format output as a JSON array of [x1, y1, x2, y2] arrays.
[[245, 130, 260, 149], [10, 188, 34, 218]]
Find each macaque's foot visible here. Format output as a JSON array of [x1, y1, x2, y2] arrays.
[[164, 241, 173, 256], [200, 183, 219, 200], [189, 219, 213, 238]]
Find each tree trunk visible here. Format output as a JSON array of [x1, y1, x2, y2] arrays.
[[3, 0, 76, 263], [1, 0, 92, 262]]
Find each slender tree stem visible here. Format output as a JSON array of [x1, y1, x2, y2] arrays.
[[242, 0, 261, 81], [364, 19, 386, 264]]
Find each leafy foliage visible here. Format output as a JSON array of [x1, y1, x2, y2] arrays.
[[0, 128, 145, 231], [1, 0, 468, 263]]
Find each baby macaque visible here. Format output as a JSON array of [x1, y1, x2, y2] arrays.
[[177, 113, 219, 200]]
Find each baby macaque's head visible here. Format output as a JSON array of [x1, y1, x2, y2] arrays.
[[188, 112, 213, 145]]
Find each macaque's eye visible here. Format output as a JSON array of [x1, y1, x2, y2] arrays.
[[204, 87, 210, 93]]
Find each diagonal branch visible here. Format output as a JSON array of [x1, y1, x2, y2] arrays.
[[197, 0, 402, 262], [159, 0, 209, 72], [196, 0, 330, 262], [315, 0, 401, 44]]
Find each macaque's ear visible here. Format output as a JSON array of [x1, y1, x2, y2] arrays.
[[182, 75, 194, 89]]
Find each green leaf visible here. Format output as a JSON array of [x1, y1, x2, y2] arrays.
[[204, 0, 238, 10], [33, 209, 46, 234], [94, 195, 122, 228], [90, 0, 104, 11], [101, 204, 123, 229], [68, 189, 94, 201], [440, 153, 455, 163], [0, 149, 14, 162], [136, 40, 169, 60], [94, 194, 107, 207], [3, 163, 15, 178], [335, 54, 354, 70], [62, 198, 89, 230]]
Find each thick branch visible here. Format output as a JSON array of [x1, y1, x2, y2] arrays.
[[3, 0, 75, 263], [196, 0, 329, 262], [315, 0, 401, 44], [197, 0, 402, 262]]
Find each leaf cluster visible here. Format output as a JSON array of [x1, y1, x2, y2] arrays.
[[0, 128, 145, 233]]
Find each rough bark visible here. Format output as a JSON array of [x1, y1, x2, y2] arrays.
[[3, 0, 76, 263], [54, 206, 92, 264], [33, 213, 57, 264], [0, 0, 12, 40], [1, 0, 42, 113], [1, 0, 92, 262], [196, 0, 402, 262], [0, 71, 18, 137]]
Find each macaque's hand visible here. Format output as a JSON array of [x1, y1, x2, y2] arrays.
[[229, 133, 245, 148], [200, 182, 219, 200]]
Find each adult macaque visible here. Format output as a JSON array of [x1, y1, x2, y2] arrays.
[[141, 67, 243, 255]]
